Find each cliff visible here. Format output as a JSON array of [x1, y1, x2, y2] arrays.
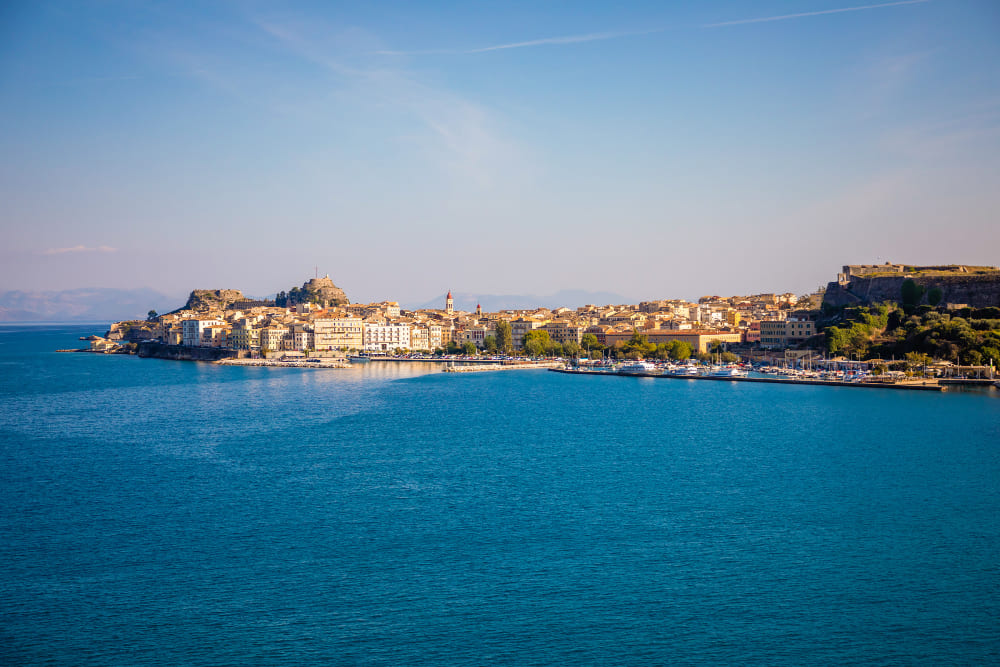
[[825, 273, 1000, 308], [180, 289, 245, 312]]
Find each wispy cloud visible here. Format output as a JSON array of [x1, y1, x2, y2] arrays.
[[704, 0, 930, 28], [252, 19, 532, 189], [376, 28, 662, 56], [43, 245, 118, 255]]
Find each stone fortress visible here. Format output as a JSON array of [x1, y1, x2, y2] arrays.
[[301, 275, 349, 307], [825, 262, 1000, 308]]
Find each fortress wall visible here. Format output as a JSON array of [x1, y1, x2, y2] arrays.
[[824, 274, 1000, 308]]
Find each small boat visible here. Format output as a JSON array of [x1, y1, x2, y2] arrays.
[[618, 361, 658, 374], [710, 366, 747, 377], [348, 355, 370, 363]]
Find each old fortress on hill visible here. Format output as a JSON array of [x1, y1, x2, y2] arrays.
[[101, 263, 1000, 356]]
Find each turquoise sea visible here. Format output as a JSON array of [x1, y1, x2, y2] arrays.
[[2, 324, 999, 665]]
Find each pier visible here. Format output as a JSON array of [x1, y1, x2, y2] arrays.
[[549, 368, 948, 391]]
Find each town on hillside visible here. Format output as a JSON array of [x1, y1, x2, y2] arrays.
[[91, 263, 1000, 373]]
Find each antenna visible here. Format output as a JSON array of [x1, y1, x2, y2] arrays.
[[315, 266, 318, 279]]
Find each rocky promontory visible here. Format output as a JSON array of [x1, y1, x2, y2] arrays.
[[178, 289, 246, 312]]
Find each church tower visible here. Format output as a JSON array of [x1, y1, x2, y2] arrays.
[[446, 290, 454, 315], [476, 303, 482, 317]]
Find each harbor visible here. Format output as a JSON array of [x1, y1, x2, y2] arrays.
[[549, 366, 952, 391]]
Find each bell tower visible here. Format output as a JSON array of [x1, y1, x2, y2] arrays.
[[446, 290, 454, 315]]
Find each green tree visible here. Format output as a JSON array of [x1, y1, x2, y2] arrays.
[[621, 330, 655, 358], [667, 340, 692, 361], [963, 350, 983, 366], [484, 335, 497, 354], [980, 345, 1000, 367], [525, 338, 545, 357], [580, 333, 602, 358], [901, 279, 925, 307], [523, 329, 551, 356], [927, 286, 943, 307], [461, 341, 477, 355], [495, 320, 513, 354], [147, 310, 158, 321], [904, 351, 931, 371], [563, 340, 582, 357], [826, 326, 847, 355]]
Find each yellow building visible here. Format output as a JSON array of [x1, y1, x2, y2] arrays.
[[313, 316, 363, 351]]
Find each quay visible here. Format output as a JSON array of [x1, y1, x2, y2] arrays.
[[939, 378, 996, 387], [217, 358, 349, 368], [444, 361, 563, 373], [357, 356, 513, 364], [549, 368, 948, 392]]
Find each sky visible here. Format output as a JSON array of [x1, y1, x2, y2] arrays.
[[1, 0, 998, 306]]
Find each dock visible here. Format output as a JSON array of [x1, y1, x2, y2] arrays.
[[549, 368, 948, 391]]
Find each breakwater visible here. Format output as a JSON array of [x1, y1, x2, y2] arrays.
[[444, 361, 563, 373], [549, 368, 947, 391], [217, 358, 350, 368]]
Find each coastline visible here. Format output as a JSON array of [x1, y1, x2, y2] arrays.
[[549, 367, 950, 391]]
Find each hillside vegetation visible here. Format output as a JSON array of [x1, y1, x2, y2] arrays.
[[824, 303, 1000, 366]]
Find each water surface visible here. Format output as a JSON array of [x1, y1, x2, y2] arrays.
[[2, 325, 998, 665]]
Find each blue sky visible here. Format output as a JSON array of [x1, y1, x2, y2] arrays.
[[1, 0, 998, 305]]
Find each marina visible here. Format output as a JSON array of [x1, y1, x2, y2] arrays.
[[550, 366, 951, 391]]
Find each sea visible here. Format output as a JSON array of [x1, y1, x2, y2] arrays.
[[2, 324, 999, 666]]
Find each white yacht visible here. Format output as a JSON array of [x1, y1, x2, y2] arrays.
[[618, 361, 658, 374]]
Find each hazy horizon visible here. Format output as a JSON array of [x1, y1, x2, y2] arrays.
[[2, 1, 998, 304]]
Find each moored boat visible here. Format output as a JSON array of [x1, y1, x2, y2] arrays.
[[618, 361, 659, 374]]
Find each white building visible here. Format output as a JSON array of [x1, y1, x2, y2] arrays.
[[410, 326, 430, 351], [182, 319, 225, 347], [260, 325, 289, 352], [363, 322, 411, 352]]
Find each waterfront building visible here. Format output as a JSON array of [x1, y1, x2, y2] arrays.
[[313, 315, 363, 351], [427, 324, 443, 350], [259, 325, 289, 352], [410, 326, 429, 351], [363, 322, 411, 352], [541, 320, 584, 346], [511, 317, 546, 350], [458, 325, 494, 349], [182, 318, 225, 347], [228, 321, 260, 351], [760, 318, 816, 349], [584, 325, 611, 346], [164, 324, 184, 346]]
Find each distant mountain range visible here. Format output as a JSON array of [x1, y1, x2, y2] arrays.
[[0, 286, 634, 322], [0, 288, 182, 322], [413, 290, 632, 313]]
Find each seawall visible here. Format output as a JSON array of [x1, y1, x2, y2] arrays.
[[137, 342, 241, 362]]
